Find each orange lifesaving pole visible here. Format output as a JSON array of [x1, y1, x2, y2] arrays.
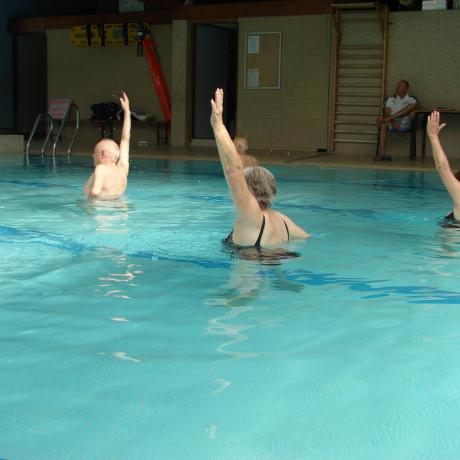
[[142, 34, 171, 123]]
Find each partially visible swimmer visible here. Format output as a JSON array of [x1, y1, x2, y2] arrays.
[[233, 136, 260, 168], [84, 92, 131, 200], [210, 88, 309, 248], [427, 111, 460, 227]]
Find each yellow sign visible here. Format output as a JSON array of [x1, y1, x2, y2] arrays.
[[70, 23, 139, 47]]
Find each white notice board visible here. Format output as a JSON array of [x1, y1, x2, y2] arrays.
[[244, 32, 281, 90]]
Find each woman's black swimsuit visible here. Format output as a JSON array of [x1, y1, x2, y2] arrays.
[[223, 215, 289, 248], [441, 211, 460, 228], [223, 215, 299, 262]]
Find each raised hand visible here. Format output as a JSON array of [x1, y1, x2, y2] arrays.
[[210, 88, 224, 128], [427, 111, 446, 138], [119, 92, 130, 113]]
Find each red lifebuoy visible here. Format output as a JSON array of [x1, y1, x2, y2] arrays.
[[142, 36, 171, 123]]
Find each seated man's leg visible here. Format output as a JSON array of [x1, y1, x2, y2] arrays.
[[409, 112, 417, 159], [378, 123, 413, 161], [376, 125, 392, 161]]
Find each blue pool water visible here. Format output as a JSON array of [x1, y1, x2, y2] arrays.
[[1, 154, 459, 459]]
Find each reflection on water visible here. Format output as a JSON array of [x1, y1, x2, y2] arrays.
[[212, 378, 231, 394], [78, 198, 132, 233], [207, 261, 263, 307], [436, 227, 460, 260], [76, 200, 142, 300], [97, 253, 143, 299], [110, 317, 129, 322], [205, 258, 304, 360], [206, 305, 262, 360], [208, 258, 305, 308], [113, 351, 141, 363]]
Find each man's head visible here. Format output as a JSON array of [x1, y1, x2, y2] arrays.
[[396, 80, 410, 98], [455, 170, 460, 181], [93, 139, 120, 165], [233, 137, 249, 155], [244, 166, 277, 209]]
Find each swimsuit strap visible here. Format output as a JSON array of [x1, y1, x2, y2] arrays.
[[223, 230, 234, 245], [254, 215, 266, 248], [284, 220, 289, 240]]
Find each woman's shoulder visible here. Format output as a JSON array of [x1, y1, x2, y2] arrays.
[[271, 210, 289, 222], [272, 210, 309, 239]]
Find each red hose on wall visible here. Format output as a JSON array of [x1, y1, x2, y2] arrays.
[[142, 35, 171, 123]]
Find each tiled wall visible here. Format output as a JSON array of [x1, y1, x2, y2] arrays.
[[0, 135, 23, 153], [47, 25, 172, 120], [386, 10, 460, 159], [46, 11, 460, 157], [237, 15, 332, 153], [387, 10, 460, 110]]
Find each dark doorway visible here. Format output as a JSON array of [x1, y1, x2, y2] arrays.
[[192, 23, 238, 140], [14, 33, 47, 134]]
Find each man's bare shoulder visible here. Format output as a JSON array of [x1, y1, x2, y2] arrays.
[[111, 159, 128, 174], [94, 164, 108, 174], [241, 154, 260, 168], [96, 163, 126, 175], [250, 154, 260, 166]]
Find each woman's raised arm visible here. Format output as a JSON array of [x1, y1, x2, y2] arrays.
[[210, 89, 260, 221], [427, 111, 460, 205]]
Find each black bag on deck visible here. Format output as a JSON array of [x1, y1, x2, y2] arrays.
[[90, 102, 121, 121]]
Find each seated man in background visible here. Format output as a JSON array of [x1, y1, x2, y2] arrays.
[[233, 136, 260, 168], [84, 92, 131, 199], [375, 80, 418, 161]]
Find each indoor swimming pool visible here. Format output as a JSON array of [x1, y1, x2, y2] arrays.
[[1, 153, 459, 459]]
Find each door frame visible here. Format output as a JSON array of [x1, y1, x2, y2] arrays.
[[188, 21, 238, 144], [13, 32, 48, 134]]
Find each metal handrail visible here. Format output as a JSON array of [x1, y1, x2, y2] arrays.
[[25, 103, 80, 166], [52, 103, 80, 158], [66, 104, 80, 156], [25, 113, 54, 165]]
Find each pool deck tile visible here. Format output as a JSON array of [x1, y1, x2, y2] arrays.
[[23, 141, 460, 172]]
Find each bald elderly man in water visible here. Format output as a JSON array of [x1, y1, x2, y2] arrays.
[[233, 136, 260, 168], [84, 92, 131, 200]]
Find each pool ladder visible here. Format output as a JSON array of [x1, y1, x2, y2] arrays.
[[25, 103, 80, 165]]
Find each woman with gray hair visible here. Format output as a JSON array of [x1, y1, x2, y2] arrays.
[[210, 89, 309, 248]]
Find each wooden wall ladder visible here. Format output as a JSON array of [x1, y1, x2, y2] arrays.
[[330, 1, 388, 154]]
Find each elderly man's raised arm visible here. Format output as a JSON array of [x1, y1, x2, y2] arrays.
[[118, 92, 131, 174]]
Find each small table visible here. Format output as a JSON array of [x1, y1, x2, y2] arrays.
[[410, 109, 460, 159], [93, 118, 170, 145]]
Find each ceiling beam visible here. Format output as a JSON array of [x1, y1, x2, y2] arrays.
[[144, 0, 183, 6], [8, 11, 172, 34], [174, 0, 330, 21], [8, 0, 330, 34]]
